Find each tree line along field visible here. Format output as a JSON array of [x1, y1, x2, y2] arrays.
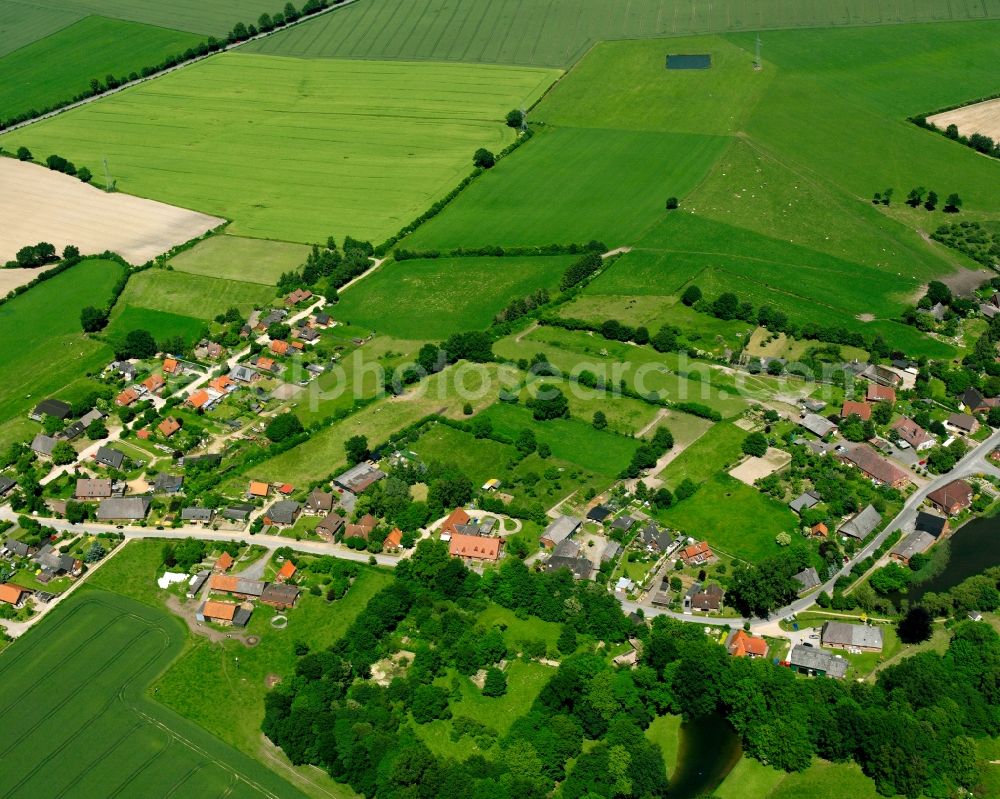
[[0, 591, 306, 799], [245, 0, 1000, 67], [0, 53, 559, 244], [333, 255, 577, 339], [0, 16, 202, 123], [404, 20, 1000, 354], [0, 258, 122, 439]]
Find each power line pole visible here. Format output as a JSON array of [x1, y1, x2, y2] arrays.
[[754, 35, 763, 71], [103, 158, 116, 192]]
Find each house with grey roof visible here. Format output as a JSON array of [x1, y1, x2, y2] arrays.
[[305, 489, 334, 514], [821, 621, 883, 652], [612, 515, 637, 532], [79, 408, 105, 428], [97, 496, 151, 521], [838, 504, 881, 540], [798, 414, 836, 438], [545, 555, 593, 580], [60, 421, 85, 441], [75, 478, 112, 500], [639, 523, 672, 552], [264, 500, 301, 526], [789, 491, 821, 514], [0, 476, 16, 496], [154, 473, 184, 494], [552, 538, 581, 559], [30, 398, 72, 422], [31, 434, 58, 457], [788, 645, 848, 679], [334, 462, 386, 494], [223, 504, 254, 522], [95, 446, 125, 470], [181, 507, 215, 523], [229, 365, 258, 383], [601, 540, 622, 562], [3, 538, 33, 558], [186, 570, 210, 598], [890, 531, 935, 566], [792, 567, 821, 593], [541, 515, 581, 548]]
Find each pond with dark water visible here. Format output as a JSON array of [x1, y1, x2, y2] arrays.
[[668, 713, 743, 799], [907, 513, 1000, 603]]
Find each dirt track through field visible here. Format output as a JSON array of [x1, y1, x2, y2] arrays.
[[928, 98, 1000, 140], [0, 159, 223, 265]]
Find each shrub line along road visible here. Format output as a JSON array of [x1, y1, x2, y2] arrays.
[[1, 0, 364, 136], [7, 426, 1000, 640]]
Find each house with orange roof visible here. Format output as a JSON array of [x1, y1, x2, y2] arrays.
[[726, 629, 769, 659], [440, 508, 471, 538], [679, 541, 716, 567], [136, 428, 150, 440], [284, 288, 312, 306], [449, 533, 502, 563], [384, 528, 403, 551], [158, 417, 181, 438], [270, 340, 289, 356], [142, 373, 165, 393], [840, 400, 872, 421], [866, 384, 896, 404], [0, 583, 29, 607], [276, 560, 297, 583], [214, 551, 234, 572], [249, 481, 270, 498], [115, 387, 139, 407], [209, 375, 234, 393], [810, 522, 828, 538], [290, 340, 305, 351], [196, 599, 251, 627], [163, 358, 180, 375], [278, 483, 294, 495], [186, 389, 211, 410], [344, 513, 377, 540]]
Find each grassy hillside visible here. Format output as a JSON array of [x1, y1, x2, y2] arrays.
[[0, 16, 201, 122], [0, 53, 558, 243], [334, 255, 575, 339], [244, 0, 1000, 67]]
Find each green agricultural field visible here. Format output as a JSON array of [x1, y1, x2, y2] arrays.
[[113, 268, 277, 320], [659, 422, 743, 488], [244, 0, 1000, 67], [479, 401, 641, 477], [0, 53, 558, 244], [169, 235, 310, 285], [105, 306, 205, 348], [0, 591, 305, 799], [0, 258, 122, 436], [404, 126, 726, 249], [658, 473, 796, 561], [0, 16, 201, 123], [334, 255, 575, 339]]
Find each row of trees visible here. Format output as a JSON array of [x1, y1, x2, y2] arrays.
[[874, 186, 962, 212]]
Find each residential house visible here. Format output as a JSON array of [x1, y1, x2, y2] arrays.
[[384, 528, 403, 551], [788, 645, 848, 679], [229, 365, 258, 383], [163, 358, 181, 375], [115, 387, 139, 407], [540, 515, 581, 548], [222, 504, 253, 523], [314, 312, 332, 327], [214, 551, 234, 572], [481, 478, 502, 492], [545, 555, 593, 580], [209, 375, 234, 393], [793, 567, 822, 593], [252, 355, 277, 373], [890, 531, 936, 565], [96, 497, 150, 521], [798, 414, 836, 438], [0, 583, 30, 607], [552, 538, 581, 559], [181, 507, 214, 524], [927, 479, 974, 515], [612, 515, 636, 532], [679, 541, 715, 567], [269, 340, 290, 356], [30, 434, 57, 458], [33, 545, 82, 580], [264, 500, 301, 527], [3, 538, 33, 558], [60, 421, 85, 441], [95, 446, 125, 470], [305, 489, 334, 515], [891, 417, 935, 451], [789, 491, 821, 514], [111, 361, 137, 381], [840, 400, 872, 421], [158, 417, 181, 438], [959, 387, 1000, 413], [209, 574, 265, 599], [601, 540, 622, 562], [726, 629, 769, 659], [196, 600, 251, 627], [866, 384, 896, 404], [334, 461, 386, 494], [79, 408, 105, 428], [30, 398, 72, 421], [186, 390, 212, 410], [688, 583, 724, 613], [839, 446, 910, 489], [586, 505, 612, 523], [261, 583, 300, 609], [153, 473, 184, 494], [440, 507, 471, 538], [276, 561, 297, 583], [838, 504, 882, 540], [0, 476, 16, 497], [821, 621, 883, 652], [187, 570, 210, 597], [142, 373, 165, 394], [249, 481, 270, 499], [75, 478, 112, 499], [344, 513, 377, 540], [915, 510, 950, 538], [810, 522, 828, 538], [316, 513, 346, 541], [947, 412, 979, 435], [297, 327, 320, 343], [285, 288, 312, 306], [449, 533, 503, 563], [639, 523, 672, 552], [860, 363, 902, 388]]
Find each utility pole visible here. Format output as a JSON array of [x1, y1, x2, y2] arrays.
[[754, 35, 763, 71]]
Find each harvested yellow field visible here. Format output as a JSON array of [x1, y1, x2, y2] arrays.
[[0, 158, 223, 265], [928, 97, 1000, 140]]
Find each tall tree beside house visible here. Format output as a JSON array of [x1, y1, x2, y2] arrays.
[[116, 329, 157, 360], [50, 441, 75, 465], [266, 413, 304, 443]]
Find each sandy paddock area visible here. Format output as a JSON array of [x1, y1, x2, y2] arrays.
[[728, 447, 791, 486], [0, 158, 223, 265], [928, 97, 1000, 141]]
